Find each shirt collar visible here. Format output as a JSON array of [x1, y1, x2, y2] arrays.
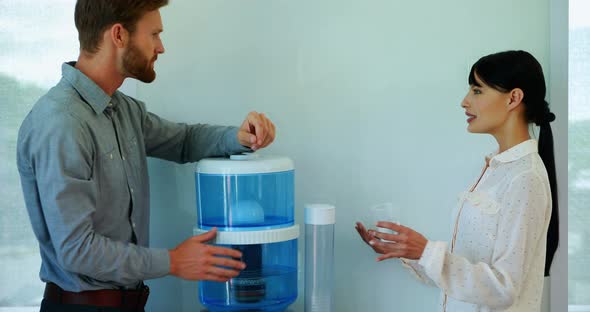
[[485, 139, 538, 168], [62, 61, 112, 114]]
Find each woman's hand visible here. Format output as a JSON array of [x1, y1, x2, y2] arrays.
[[355, 221, 375, 247], [355, 221, 428, 261]]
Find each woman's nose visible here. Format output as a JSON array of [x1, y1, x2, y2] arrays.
[[461, 95, 469, 108]]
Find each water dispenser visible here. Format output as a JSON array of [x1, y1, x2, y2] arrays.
[[194, 154, 299, 312]]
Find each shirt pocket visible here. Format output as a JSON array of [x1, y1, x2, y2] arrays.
[[95, 144, 126, 191], [462, 191, 500, 215], [461, 191, 500, 243], [93, 145, 130, 231]]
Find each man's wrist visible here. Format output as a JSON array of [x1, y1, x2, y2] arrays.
[[168, 249, 176, 276]]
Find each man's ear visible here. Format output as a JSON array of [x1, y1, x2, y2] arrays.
[[507, 88, 524, 111], [110, 23, 129, 49]]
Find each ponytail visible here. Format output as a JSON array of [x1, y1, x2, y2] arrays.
[[537, 112, 558, 277]]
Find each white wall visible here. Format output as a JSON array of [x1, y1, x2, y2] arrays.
[[135, 1, 560, 311]]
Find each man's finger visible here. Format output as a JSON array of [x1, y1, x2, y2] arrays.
[[247, 112, 265, 145], [207, 265, 242, 278], [260, 117, 273, 147], [204, 273, 231, 283], [238, 129, 256, 146], [208, 245, 244, 259], [210, 255, 246, 270], [193, 228, 217, 243], [265, 122, 275, 147]]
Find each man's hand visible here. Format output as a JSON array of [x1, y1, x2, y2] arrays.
[[355, 221, 428, 261], [168, 228, 246, 282], [237, 111, 276, 151]]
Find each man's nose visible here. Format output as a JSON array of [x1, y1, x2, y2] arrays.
[[157, 40, 165, 54]]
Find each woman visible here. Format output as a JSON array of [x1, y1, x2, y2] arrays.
[[355, 50, 559, 311]]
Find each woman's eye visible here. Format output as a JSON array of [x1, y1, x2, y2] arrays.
[[473, 88, 482, 95]]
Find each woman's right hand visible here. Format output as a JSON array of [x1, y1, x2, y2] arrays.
[[355, 222, 378, 251], [355, 221, 427, 261], [356, 221, 391, 255]]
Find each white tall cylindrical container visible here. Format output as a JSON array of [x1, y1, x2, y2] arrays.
[[304, 204, 335, 312]]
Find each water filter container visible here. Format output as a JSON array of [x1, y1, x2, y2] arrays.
[[195, 154, 298, 312], [304, 204, 335, 312]]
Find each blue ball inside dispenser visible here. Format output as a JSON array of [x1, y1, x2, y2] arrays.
[[232, 200, 265, 226]]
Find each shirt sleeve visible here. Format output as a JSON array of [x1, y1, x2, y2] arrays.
[[25, 113, 170, 286], [134, 100, 250, 163], [399, 258, 436, 286], [416, 172, 549, 309]]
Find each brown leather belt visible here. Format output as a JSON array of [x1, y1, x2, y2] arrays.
[[43, 282, 149, 311]]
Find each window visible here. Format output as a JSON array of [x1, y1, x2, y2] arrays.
[[0, 1, 77, 310], [569, 0, 590, 311]]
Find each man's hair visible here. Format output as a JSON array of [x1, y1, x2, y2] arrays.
[[74, 0, 169, 54]]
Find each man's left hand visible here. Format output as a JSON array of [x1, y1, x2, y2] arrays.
[[238, 111, 276, 151]]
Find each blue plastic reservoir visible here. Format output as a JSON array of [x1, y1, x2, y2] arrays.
[[196, 171, 294, 230], [195, 154, 298, 312], [198, 240, 298, 312]]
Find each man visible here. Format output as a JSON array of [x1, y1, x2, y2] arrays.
[[16, 1, 276, 311]]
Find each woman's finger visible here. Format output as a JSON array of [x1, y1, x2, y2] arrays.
[[377, 252, 403, 262], [373, 231, 404, 243]]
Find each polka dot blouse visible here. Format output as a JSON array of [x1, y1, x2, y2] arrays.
[[402, 139, 552, 312]]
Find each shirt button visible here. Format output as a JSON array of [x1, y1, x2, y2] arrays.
[[110, 153, 113, 159], [130, 188, 134, 193], [122, 155, 126, 160], [132, 222, 136, 228]]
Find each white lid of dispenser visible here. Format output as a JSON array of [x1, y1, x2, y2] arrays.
[[197, 153, 294, 174], [305, 204, 336, 225]]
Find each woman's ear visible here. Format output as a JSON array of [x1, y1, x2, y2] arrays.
[[507, 88, 524, 111]]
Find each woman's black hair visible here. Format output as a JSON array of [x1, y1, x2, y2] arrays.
[[468, 50, 558, 277]]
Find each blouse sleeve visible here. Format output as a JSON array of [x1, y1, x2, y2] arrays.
[[400, 258, 436, 286]]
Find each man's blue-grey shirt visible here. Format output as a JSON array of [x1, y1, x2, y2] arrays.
[[16, 62, 248, 291]]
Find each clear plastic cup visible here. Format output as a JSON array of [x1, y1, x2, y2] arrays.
[[369, 202, 399, 241]]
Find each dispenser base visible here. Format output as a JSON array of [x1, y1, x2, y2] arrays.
[[201, 300, 295, 312]]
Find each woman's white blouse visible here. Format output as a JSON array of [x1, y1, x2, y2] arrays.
[[402, 139, 552, 311]]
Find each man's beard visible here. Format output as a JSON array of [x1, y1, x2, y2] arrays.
[[123, 41, 156, 83]]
